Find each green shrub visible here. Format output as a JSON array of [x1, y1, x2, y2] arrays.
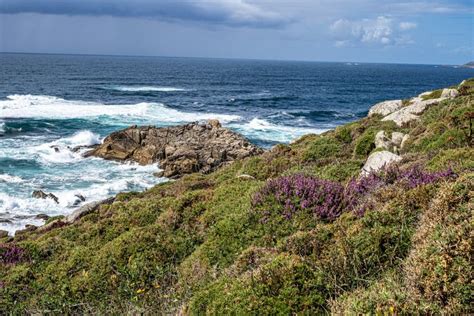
[[334, 126, 352, 143], [421, 89, 442, 100], [303, 136, 342, 161], [353, 129, 375, 157]]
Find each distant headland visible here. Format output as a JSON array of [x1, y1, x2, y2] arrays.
[[462, 61, 474, 68]]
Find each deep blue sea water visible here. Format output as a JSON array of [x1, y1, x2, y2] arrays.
[[1, 53, 473, 233]]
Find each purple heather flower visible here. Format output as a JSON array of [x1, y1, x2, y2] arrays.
[[252, 165, 456, 222], [0, 244, 27, 265]]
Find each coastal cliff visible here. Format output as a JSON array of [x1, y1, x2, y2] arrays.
[[1, 79, 473, 314]]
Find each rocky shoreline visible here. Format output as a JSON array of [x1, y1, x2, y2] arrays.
[[0, 120, 264, 237], [2, 83, 465, 238]]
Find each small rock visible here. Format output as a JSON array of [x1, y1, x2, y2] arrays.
[[401, 134, 411, 149], [32, 190, 59, 204], [374, 131, 392, 150], [391, 132, 405, 147], [153, 171, 165, 178], [418, 91, 432, 98], [441, 88, 459, 99], [368, 100, 403, 117], [72, 194, 86, 207], [50, 145, 60, 153], [66, 197, 115, 223], [35, 214, 50, 221], [75, 194, 86, 202], [16, 224, 38, 235], [208, 119, 222, 129], [237, 174, 256, 180], [0, 230, 8, 238], [71, 144, 98, 153], [361, 151, 402, 176]]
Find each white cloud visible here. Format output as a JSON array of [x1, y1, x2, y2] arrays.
[[330, 16, 419, 47], [330, 16, 394, 45], [399, 22, 417, 31]]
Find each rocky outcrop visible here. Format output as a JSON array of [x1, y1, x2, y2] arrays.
[[369, 88, 459, 127], [86, 120, 263, 178], [361, 151, 402, 176], [32, 190, 59, 204], [382, 98, 443, 126], [0, 230, 8, 238], [368, 100, 403, 117]]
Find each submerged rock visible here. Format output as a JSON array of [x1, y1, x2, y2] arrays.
[[361, 151, 402, 176], [32, 190, 59, 204], [85, 121, 263, 178]]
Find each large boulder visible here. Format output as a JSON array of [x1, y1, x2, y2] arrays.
[[86, 121, 263, 178], [368, 100, 403, 117], [361, 151, 402, 176]]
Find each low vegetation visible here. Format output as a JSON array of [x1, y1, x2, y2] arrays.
[[1, 79, 473, 314]]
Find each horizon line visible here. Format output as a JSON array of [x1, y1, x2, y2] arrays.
[[0, 51, 466, 67]]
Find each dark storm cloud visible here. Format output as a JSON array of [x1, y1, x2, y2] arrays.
[[0, 0, 289, 27]]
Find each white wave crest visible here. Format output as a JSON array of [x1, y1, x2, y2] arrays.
[[230, 118, 327, 143], [0, 174, 24, 183], [60, 130, 101, 147], [0, 94, 241, 123], [106, 85, 188, 92]]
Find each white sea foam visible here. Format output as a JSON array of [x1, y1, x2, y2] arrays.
[[106, 85, 188, 92], [0, 174, 24, 183], [230, 118, 327, 142], [0, 160, 166, 235], [59, 130, 102, 147], [0, 94, 241, 123]]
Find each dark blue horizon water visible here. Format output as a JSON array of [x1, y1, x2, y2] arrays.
[[1, 52, 473, 234]]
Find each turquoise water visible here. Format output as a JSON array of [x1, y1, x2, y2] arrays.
[[1, 53, 473, 234]]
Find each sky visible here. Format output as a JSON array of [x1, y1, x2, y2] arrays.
[[0, 0, 473, 64]]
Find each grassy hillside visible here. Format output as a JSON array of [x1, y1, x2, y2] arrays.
[[1, 79, 473, 314]]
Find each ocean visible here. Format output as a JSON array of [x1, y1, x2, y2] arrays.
[[1, 53, 472, 234]]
